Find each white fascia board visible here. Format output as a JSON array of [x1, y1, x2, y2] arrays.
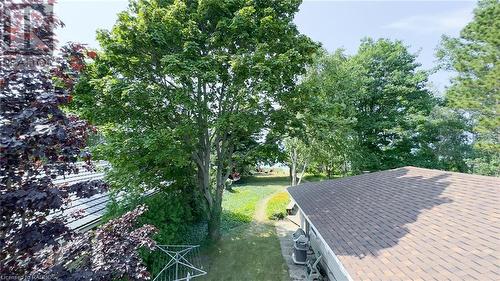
[[294, 202, 353, 281]]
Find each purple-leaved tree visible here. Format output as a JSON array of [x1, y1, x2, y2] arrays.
[[0, 1, 156, 279]]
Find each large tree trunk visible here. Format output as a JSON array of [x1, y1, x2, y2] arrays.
[[195, 147, 225, 241], [208, 171, 225, 241], [194, 124, 220, 240], [193, 82, 235, 242], [206, 135, 233, 241], [207, 191, 222, 241], [197, 163, 212, 214]]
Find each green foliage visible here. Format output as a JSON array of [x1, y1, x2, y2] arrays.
[[302, 174, 331, 182], [296, 39, 465, 177], [103, 188, 205, 279], [413, 106, 473, 172], [103, 190, 202, 245], [265, 191, 290, 220], [231, 137, 262, 176], [352, 38, 437, 171], [298, 50, 361, 177], [72, 0, 318, 240], [437, 0, 499, 176]]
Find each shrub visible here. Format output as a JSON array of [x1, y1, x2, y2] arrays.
[[102, 185, 205, 278], [266, 192, 291, 220], [103, 189, 202, 245], [50, 205, 157, 280]]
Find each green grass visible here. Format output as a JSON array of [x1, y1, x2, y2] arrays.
[[109, 176, 290, 280], [200, 224, 288, 281], [220, 176, 287, 231], [200, 176, 289, 281], [302, 173, 330, 182], [236, 175, 291, 185], [265, 191, 290, 220], [302, 173, 346, 183]]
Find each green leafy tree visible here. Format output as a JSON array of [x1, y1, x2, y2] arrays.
[[298, 50, 361, 177], [74, 0, 317, 240], [413, 106, 473, 172], [437, 0, 499, 175], [297, 40, 470, 177], [352, 38, 436, 171]]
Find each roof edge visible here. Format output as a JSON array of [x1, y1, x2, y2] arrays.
[[294, 201, 353, 281]]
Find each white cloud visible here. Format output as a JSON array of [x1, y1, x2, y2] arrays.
[[384, 8, 474, 34]]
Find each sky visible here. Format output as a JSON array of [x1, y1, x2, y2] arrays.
[[54, 0, 478, 95]]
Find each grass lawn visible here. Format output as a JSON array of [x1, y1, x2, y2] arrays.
[[200, 176, 290, 281], [220, 176, 288, 232]]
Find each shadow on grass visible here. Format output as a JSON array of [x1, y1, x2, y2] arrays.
[[199, 222, 289, 281], [225, 188, 239, 193], [144, 210, 275, 280], [220, 210, 252, 233], [236, 175, 289, 185], [144, 175, 290, 280]]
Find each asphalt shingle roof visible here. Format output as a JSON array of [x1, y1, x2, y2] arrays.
[[288, 166, 500, 281]]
